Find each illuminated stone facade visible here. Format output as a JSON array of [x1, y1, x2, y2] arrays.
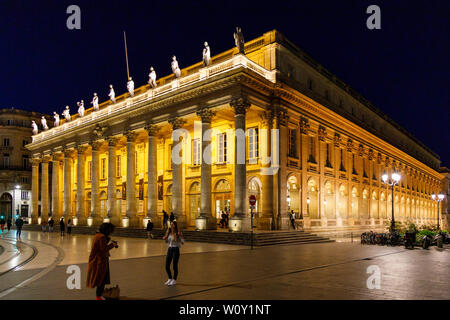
[[27, 30, 444, 231]]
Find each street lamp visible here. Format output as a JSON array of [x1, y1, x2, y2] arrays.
[[431, 193, 445, 230], [287, 195, 291, 211], [306, 197, 310, 216], [382, 172, 401, 232]]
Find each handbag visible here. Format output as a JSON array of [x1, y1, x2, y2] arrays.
[[102, 285, 120, 300]]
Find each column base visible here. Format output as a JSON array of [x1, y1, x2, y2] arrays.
[[228, 215, 251, 232], [257, 217, 272, 230], [195, 216, 217, 230], [125, 216, 140, 228], [173, 215, 186, 229], [347, 217, 355, 226], [370, 218, 376, 226], [303, 216, 311, 229], [109, 216, 121, 227], [279, 217, 290, 230], [336, 217, 343, 227], [74, 216, 87, 226], [321, 217, 328, 227]]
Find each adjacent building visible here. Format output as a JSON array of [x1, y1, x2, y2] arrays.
[[26, 30, 444, 232]]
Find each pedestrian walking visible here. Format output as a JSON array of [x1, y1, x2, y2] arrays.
[[162, 210, 169, 231], [146, 219, 154, 239], [290, 210, 296, 230], [225, 210, 229, 228], [67, 219, 73, 235], [220, 211, 226, 228], [162, 221, 184, 286], [15, 216, 23, 239], [48, 217, 54, 232], [59, 217, 65, 236], [6, 217, 12, 233], [86, 223, 119, 300], [0, 216, 5, 233], [169, 211, 175, 223]]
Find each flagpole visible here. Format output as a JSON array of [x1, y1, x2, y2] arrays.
[[123, 31, 130, 79]]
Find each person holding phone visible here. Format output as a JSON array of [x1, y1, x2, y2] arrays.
[[162, 221, 184, 286]]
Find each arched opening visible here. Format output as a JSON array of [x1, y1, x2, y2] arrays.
[[371, 191, 379, 219], [400, 196, 405, 221], [387, 193, 392, 220], [214, 179, 231, 220], [247, 177, 261, 217], [361, 189, 369, 220], [338, 184, 347, 220], [100, 191, 107, 217], [324, 181, 335, 219], [380, 192, 386, 219], [307, 178, 319, 219], [287, 175, 299, 216], [188, 181, 200, 227], [351, 187, 359, 220], [406, 198, 410, 220], [165, 184, 173, 213], [0, 193, 12, 219]]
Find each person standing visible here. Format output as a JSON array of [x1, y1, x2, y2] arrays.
[[67, 219, 73, 235], [162, 210, 169, 231], [15, 216, 23, 239], [0, 216, 5, 233], [169, 212, 175, 223], [162, 221, 184, 286], [59, 217, 66, 236], [48, 217, 54, 233], [6, 217, 12, 233], [86, 223, 119, 300], [146, 219, 154, 239], [290, 210, 296, 230], [41, 220, 47, 233]]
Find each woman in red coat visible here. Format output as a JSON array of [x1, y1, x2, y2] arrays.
[[86, 223, 119, 300]]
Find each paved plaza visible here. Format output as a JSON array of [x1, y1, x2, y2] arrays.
[[0, 229, 448, 300]]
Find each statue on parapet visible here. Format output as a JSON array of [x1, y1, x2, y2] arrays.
[[127, 77, 134, 97], [53, 112, 60, 127], [62, 106, 71, 122], [77, 100, 85, 117], [148, 67, 157, 88], [234, 27, 245, 54], [109, 85, 116, 103], [203, 41, 211, 66], [41, 116, 49, 131], [171, 56, 181, 78], [31, 120, 38, 135], [91, 93, 99, 111]]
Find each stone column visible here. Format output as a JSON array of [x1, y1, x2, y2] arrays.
[[229, 97, 251, 231], [31, 157, 41, 224], [318, 126, 327, 227], [195, 108, 217, 230], [258, 109, 274, 230], [63, 149, 74, 219], [125, 131, 139, 227], [300, 117, 310, 229], [107, 137, 119, 225], [169, 118, 187, 228], [76, 145, 87, 225], [145, 125, 160, 227], [346, 139, 355, 225], [90, 141, 102, 225], [41, 156, 50, 221], [51, 155, 61, 220]]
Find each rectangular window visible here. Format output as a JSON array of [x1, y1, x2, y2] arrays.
[[288, 129, 297, 158], [340, 149, 346, 171], [248, 127, 259, 162], [168, 145, 172, 170], [193, 138, 201, 165], [3, 138, 9, 147], [21, 191, 29, 200], [135, 151, 138, 174], [308, 137, 316, 163], [3, 154, 9, 167], [116, 155, 121, 177], [87, 161, 92, 181], [101, 158, 106, 179], [21, 176, 29, 184], [216, 133, 227, 163], [22, 140, 28, 147], [325, 143, 332, 168], [22, 155, 29, 169]]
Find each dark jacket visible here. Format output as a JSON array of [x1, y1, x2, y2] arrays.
[[7, 219, 12, 227], [59, 219, 65, 230], [163, 211, 168, 223], [15, 218, 24, 228], [48, 219, 54, 227], [169, 212, 175, 222], [146, 221, 154, 231]]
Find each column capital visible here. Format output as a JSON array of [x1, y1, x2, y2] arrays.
[[300, 117, 310, 134], [346, 139, 354, 152], [274, 108, 288, 126], [196, 108, 216, 123], [144, 124, 160, 136], [377, 152, 383, 164], [333, 133, 341, 147], [125, 130, 139, 142], [92, 124, 107, 140], [230, 96, 250, 115], [31, 157, 41, 166], [90, 140, 103, 151], [259, 109, 274, 127], [107, 136, 120, 147], [77, 145, 89, 154], [63, 148, 76, 158], [358, 144, 365, 157], [318, 125, 327, 142], [168, 117, 186, 130], [368, 149, 374, 161]]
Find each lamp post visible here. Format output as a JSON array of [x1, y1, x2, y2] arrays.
[[382, 172, 401, 232], [287, 195, 291, 211], [431, 193, 445, 230], [306, 197, 310, 217]]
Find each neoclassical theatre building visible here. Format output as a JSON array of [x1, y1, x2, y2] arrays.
[[27, 30, 444, 231]]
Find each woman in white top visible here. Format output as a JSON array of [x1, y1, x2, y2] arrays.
[[162, 221, 184, 286]]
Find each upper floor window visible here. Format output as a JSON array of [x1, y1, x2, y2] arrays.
[[101, 158, 106, 179], [22, 155, 29, 169], [193, 138, 201, 165], [248, 128, 258, 163], [216, 133, 227, 164], [116, 155, 121, 177], [135, 151, 138, 174], [21, 176, 29, 184], [307, 136, 316, 164], [87, 161, 92, 181], [308, 79, 313, 90], [288, 129, 297, 158], [3, 138, 9, 146], [3, 154, 9, 167], [339, 149, 346, 172], [21, 191, 29, 200], [325, 90, 329, 100], [22, 140, 28, 147], [325, 143, 332, 168]]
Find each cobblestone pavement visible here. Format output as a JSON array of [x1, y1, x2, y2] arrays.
[[0, 230, 448, 300]]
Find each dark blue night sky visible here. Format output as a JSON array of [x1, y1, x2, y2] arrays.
[[0, 0, 448, 166]]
